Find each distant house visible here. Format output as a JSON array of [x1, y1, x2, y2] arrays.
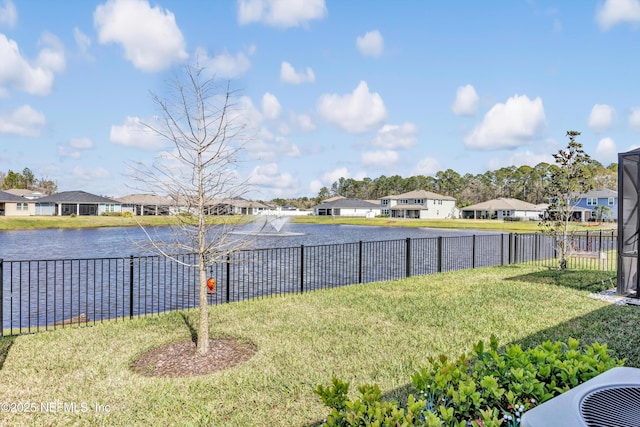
[[461, 198, 544, 220], [4, 189, 45, 199], [313, 198, 381, 217], [0, 190, 33, 216], [35, 191, 121, 216], [572, 188, 618, 221], [380, 190, 457, 219], [116, 194, 172, 216]]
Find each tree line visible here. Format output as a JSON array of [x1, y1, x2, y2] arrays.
[[315, 160, 617, 207], [0, 168, 58, 195]]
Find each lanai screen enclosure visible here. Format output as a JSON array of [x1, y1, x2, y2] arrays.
[[618, 148, 640, 297]]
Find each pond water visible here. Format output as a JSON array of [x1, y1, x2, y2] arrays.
[[0, 223, 495, 261]]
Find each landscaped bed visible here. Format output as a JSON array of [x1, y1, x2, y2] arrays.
[[0, 265, 638, 426]]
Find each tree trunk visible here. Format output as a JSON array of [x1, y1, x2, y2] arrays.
[[197, 254, 209, 354]]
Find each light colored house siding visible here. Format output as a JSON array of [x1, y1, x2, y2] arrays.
[[4, 201, 35, 216]]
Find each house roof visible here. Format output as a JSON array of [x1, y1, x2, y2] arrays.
[[461, 198, 542, 212], [390, 204, 426, 210], [314, 198, 380, 209], [0, 190, 28, 202], [116, 194, 173, 205], [35, 190, 119, 204], [4, 189, 45, 199], [380, 190, 455, 201], [576, 188, 617, 199]]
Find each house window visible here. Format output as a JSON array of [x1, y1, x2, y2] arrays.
[[381, 199, 388, 205], [16, 202, 27, 211], [587, 198, 598, 206], [608, 197, 615, 206]]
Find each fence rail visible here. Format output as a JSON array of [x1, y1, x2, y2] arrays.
[[1, 230, 617, 337]]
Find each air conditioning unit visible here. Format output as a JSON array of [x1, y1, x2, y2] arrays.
[[520, 367, 640, 427]]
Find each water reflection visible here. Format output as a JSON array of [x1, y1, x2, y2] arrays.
[[0, 223, 489, 261]]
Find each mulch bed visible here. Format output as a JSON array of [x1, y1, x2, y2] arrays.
[[131, 337, 256, 378]]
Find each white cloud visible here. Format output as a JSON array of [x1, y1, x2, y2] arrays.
[[464, 94, 546, 150], [629, 107, 640, 131], [451, 84, 479, 116], [70, 137, 94, 149], [289, 112, 316, 132], [0, 0, 17, 28], [486, 150, 554, 170], [323, 167, 349, 185], [248, 163, 298, 197], [245, 133, 300, 161], [94, 0, 187, 72], [262, 92, 281, 120], [588, 104, 615, 133], [317, 81, 387, 133], [110, 116, 165, 150], [413, 157, 440, 176], [0, 34, 63, 96], [595, 137, 617, 163], [196, 47, 251, 79], [356, 30, 384, 57], [58, 146, 81, 159], [362, 150, 399, 168], [372, 122, 418, 150], [37, 32, 66, 73], [280, 61, 315, 84], [237, 0, 327, 28], [596, 0, 640, 30], [309, 179, 323, 194], [0, 105, 46, 137], [73, 166, 111, 180], [74, 27, 92, 58], [59, 137, 94, 159]]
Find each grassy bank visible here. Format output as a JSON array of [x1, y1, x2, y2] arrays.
[[0, 214, 617, 233], [0, 265, 634, 426], [292, 215, 617, 233], [0, 215, 252, 231]]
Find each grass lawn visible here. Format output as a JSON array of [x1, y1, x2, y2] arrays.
[[0, 264, 636, 426]]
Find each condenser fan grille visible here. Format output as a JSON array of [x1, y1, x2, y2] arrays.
[[580, 386, 640, 427]]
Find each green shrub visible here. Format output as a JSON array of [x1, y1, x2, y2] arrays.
[[122, 211, 132, 218], [316, 337, 623, 426], [503, 217, 523, 222], [101, 212, 123, 217]]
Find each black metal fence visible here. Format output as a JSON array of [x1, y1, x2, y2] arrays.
[[1, 230, 617, 337]]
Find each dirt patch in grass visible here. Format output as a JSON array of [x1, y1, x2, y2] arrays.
[[131, 338, 256, 378]]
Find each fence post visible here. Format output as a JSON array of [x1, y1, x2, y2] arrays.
[[437, 236, 443, 273], [514, 233, 519, 264], [358, 241, 363, 284], [406, 238, 411, 278], [472, 235, 476, 269], [300, 245, 305, 293], [509, 233, 514, 265], [0, 259, 3, 339], [599, 230, 603, 252], [129, 255, 134, 320], [226, 254, 231, 303], [501, 235, 505, 266]]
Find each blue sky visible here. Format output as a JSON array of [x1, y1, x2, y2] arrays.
[[1, 0, 639, 200]]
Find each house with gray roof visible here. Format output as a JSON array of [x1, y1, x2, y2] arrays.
[[116, 194, 173, 216], [0, 190, 33, 216], [313, 198, 381, 217], [35, 191, 121, 216], [461, 198, 544, 220], [380, 190, 457, 219]]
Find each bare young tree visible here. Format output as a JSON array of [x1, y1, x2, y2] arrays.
[[539, 131, 592, 269], [130, 64, 251, 354]]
